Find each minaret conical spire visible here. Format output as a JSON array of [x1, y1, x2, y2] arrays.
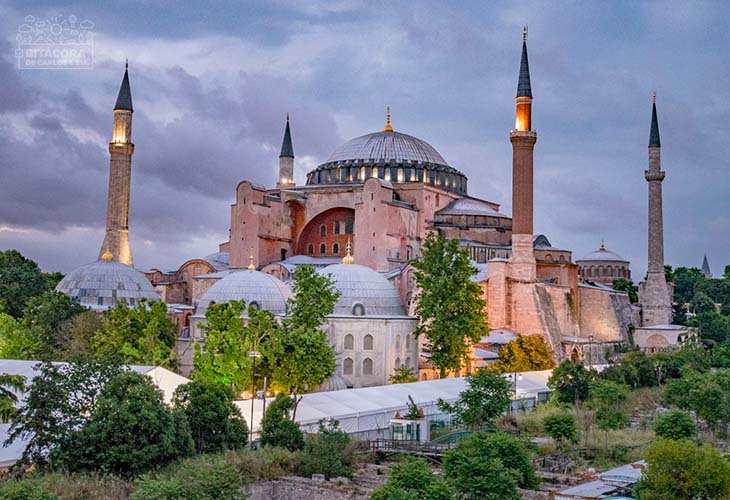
[[279, 113, 294, 158], [702, 254, 712, 277], [649, 92, 660, 147], [516, 27, 532, 98], [114, 62, 133, 111]]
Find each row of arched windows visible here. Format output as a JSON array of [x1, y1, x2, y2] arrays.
[[394, 357, 412, 369], [580, 265, 629, 279], [343, 357, 372, 375], [307, 243, 341, 255], [344, 334, 373, 350]]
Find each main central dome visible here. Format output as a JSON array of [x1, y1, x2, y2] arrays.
[[305, 119, 468, 194]]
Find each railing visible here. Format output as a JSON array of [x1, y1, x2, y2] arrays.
[[369, 439, 457, 456]]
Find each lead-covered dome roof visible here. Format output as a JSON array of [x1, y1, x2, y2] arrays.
[[56, 260, 159, 311], [306, 128, 468, 195], [577, 243, 628, 263], [196, 269, 292, 316], [318, 263, 406, 317]]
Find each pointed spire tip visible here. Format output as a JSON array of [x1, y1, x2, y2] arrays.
[[383, 106, 393, 132]]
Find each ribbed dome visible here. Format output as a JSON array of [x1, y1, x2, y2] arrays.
[[578, 245, 627, 263], [318, 264, 406, 317], [326, 131, 448, 165], [56, 260, 159, 311], [196, 269, 292, 316]]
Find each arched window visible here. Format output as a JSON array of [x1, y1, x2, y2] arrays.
[[405, 357, 411, 369], [334, 221, 340, 234], [320, 243, 326, 254], [307, 244, 314, 255], [248, 301, 260, 311], [352, 303, 365, 316], [364, 334, 373, 350], [559, 255, 566, 263], [405, 334, 411, 349], [344, 334, 354, 350], [333, 243, 340, 255], [344, 357, 354, 375], [422, 373, 428, 381], [320, 224, 327, 237], [193, 265, 201, 275], [395, 335, 401, 349], [395, 358, 401, 368], [545, 254, 553, 262], [363, 358, 373, 375], [182, 271, 188, 281]]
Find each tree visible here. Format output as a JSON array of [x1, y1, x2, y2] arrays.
[[0, 312, 35, 360], [173, 381, 248, 454], [6, 358, 124, 469], [588, 380, 629, 447], [547, 360, 596, 404], [634, 439, 730, 500], [412, 232, 487, 378], [58, 371, 194, 477], [0, 250, 58, 319], [259, 393, 304, 451], [371, 456, 455, 500], [691, 291, 716, 315], [0, 374, 25, 423], [672, 267, 707, 306], [389, 366, 418, 384], [93, 300, 177, 368], [543, 413, 578, 448], [301, 419, 353, 480], [438, 369, 512, 429], [612, 278, 639, 303], [267, 265, 337, 406], [494, 335, 555, 373], [692, 311, 730, 344], [54, 310, 102, 359], [21, 291, 85, 359], [654, 409, 695, 440]]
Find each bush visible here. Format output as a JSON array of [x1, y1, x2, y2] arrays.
[[654, 409, 696, 440], [543, 413, 578, 446], [0, 478, 58, 500], [300, 419, 353, 479], [260, 393, 304, 451], [0, 473, 132, 500], [370, 457, 455, 500]]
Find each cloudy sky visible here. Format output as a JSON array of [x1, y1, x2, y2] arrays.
[[0, 1, 728, 278]]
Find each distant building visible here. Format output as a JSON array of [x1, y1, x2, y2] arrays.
[[576, 241, 631, 286]]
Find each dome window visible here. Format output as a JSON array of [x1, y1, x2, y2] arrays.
[[343, 357, 354, 375], [363, 358, 373, 376], [352, 303, 365, 316]]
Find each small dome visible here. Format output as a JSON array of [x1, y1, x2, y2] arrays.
[[326, 131, 448, 165], [578, 243, 627, 263], [318, 263, 406, 317], [56, 260, 159, 311], [196, 269, 292, 316], [312, 374, 350, 393]]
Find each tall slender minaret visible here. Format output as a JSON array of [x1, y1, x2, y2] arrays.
[[640, 93, 673, 325], [99, 63, 135, 266], [277, 114, 295, 187], [509, 27, 538, 281]]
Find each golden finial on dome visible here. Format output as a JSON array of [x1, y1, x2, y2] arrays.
[[101, 244, 113, 261], [383, 106, 393, 132], [248, 247, 256, 270], [342, 239, 355, 264], [600, 239, 606, 250]]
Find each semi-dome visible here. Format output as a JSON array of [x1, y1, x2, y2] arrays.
[[578, 242, 627, 263], [196, 269, 292, 317], [56, 260, 159, 311], [306, 121, 468, 194], [318, 263, 406, 317]]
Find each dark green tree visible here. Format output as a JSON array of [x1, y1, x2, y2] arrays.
[[59, 371, 194, 477], [412, 232, 487, 378], [0, 373, 26, 423], [20, 291, 85, 359], [494, 335, 555, 373], [672, 267, 706, 305], [259, 393, 304, 451], [437, 369, 512, 429], [371, 456, 455, 500], [692, 311, 730, 344], [548, 360, 596, 404], [543, 413, 578, 448], [0, 250, 57, 319], [654, 409, 696, 440], [691, 291, 716, 315], [93, 300, 177, 368], [173, 380, 248, 454], [612, 278, 639, 303], [301, 419, 353, 480]]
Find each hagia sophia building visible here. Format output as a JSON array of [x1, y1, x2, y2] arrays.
[[56, 30, 683, 387]]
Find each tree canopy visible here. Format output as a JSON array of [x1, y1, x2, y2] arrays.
[[547, 360, 597, 404], [0, 250, 60, 319], [438, 368, 511, 429], [494, 335, 555, 373], [412, 232, 487, 377]]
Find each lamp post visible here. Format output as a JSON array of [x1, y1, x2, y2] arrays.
[[509, 372, 523, 414], [248, 349, 261, 449], [588, 335, 594, 369]]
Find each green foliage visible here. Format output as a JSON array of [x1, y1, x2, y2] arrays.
[[300, 419, 353, 480], [389, 366, 418, 384], [588, 380, 629, 434], [548, 360, 596, 404], [0, 477, 60, 500], [371, 456, 456, 500], [404, 395, 422, 420], [600, 351, 659, 388], [260, 393, 304, 451], [692, 311, 730, 344], [20, 291, 85, 359], [173, 381, 248, 454], [634, 439, 730, 500], [0, 250, 59, 319], [0, 312, 37, 360], [494, 335, 555, 373], [57, 371, 194, 477], [612, 278, 639, 303], [437, 369, 511, 429], [267, 265, 338, 398], [663, 369, 730, 434], [93, 300, 177, 368], [690, 291, 716, 315], [443, 432, 536, 499], [673, 267, 708, 306], [543, 413, 578, 446], [54, 310, 102, 359], [653, 409, 696, 440], [0, 373, 26, 422], [6, 358, 124, 469], [412, 232, 488, 377]]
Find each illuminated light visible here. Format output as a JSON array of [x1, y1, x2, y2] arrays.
[[397, 168, 404, 182]]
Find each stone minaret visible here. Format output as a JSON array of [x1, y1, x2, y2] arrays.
[[640, 93, 673, 325], [99, 63, 134, 266], [277, 114, 295, 187], [509, 28, 537, 281]]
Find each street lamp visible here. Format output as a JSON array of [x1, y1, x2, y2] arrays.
[[248, 349, 261, 449]]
